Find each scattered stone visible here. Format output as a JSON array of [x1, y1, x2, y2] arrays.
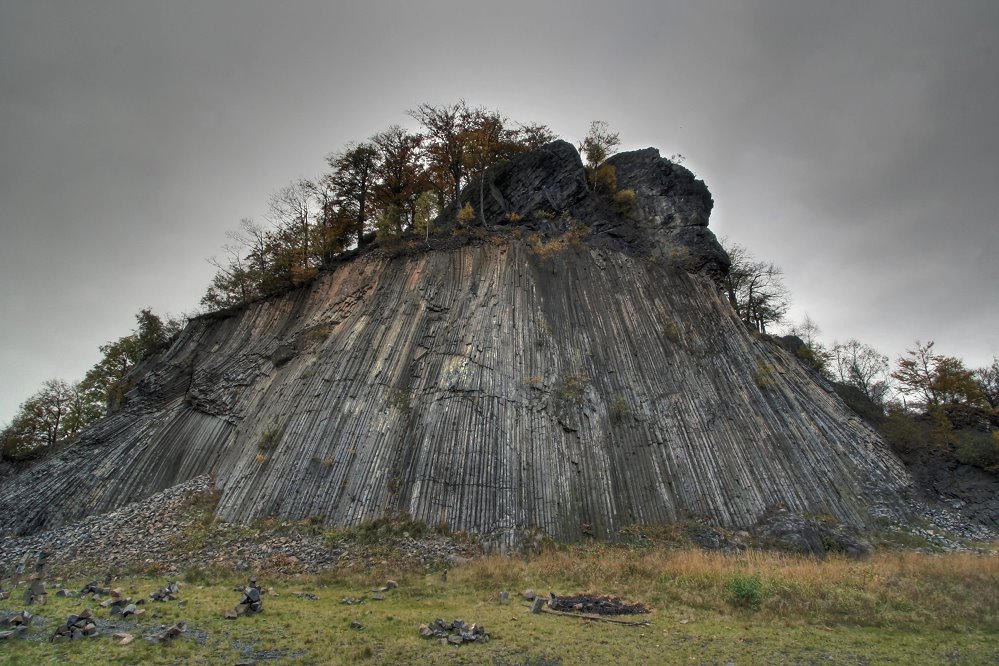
[[498, 591, 510, 603], [385, 580, 398, 589], [521, 589, 536, 600], [530, 596, 546, 614], [223, 609, 238, 620], [106, 595, 132, 615], [350, 621, 364, 630], [291, 591, 318, 601], [112, 632, 135, 645], [418, 618, 489, 645], [121, 603, 143, 617], [80, 581, 110, 597], [372, 594, 385, 601], [0, 626, 27, 640], [55, 589, 77, 598], [8, 609, 33, 626], [150, 621, 186, 643], [341, 596, 365, 605]]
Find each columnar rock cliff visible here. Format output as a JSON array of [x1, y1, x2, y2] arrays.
[[0, 142, 913, 544]]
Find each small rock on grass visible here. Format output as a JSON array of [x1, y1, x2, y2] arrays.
[[112, 632, 134, 645]]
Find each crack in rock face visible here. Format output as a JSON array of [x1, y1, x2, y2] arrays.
[[0, 142, 914, 548]]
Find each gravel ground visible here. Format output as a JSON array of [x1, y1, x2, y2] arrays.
[[0, 476, 477, 579]]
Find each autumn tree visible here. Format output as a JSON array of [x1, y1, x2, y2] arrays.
[[371, 125, 426, 236], [892, 341, 984, 409], [78, 308, 181, 414], [304, 175, 353, 267], [0, 380, 81, 459], [409, 101, 478, 216], [327, 142, 378, 248], [2, 311, 177, 460], [463, 108, 514, 226], [973, 358, 999, 408]]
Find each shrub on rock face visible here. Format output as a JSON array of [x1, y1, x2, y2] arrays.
[[456, 203, 475, 225], [589, 163, 618, 193], [613, 188, 636, 213]]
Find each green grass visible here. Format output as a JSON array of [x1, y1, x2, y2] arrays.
[[2, 544, 997, 664]]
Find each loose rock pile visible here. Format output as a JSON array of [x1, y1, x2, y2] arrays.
[[100, 588, 144, 616], [0, 475, 479, 576], [418, 618, 489, 645], [51, 608, 98, 641], [150, 581, 181, 601]]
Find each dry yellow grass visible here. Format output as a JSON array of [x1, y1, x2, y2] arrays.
[[453, 545, 999, 631]]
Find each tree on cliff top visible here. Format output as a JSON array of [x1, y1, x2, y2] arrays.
[[578, 120, 620, 169]]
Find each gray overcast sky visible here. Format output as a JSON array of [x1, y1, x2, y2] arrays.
[[2, 0, 997, 423]]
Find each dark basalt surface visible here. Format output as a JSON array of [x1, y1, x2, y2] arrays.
[[0, 143, 914, 546]]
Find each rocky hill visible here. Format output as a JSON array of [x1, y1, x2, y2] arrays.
[[0, 142, 915, 546]]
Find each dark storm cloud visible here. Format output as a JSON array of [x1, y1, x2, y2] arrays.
[[2, 0, 997, 422]]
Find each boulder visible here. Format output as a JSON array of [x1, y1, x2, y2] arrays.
[[753, 510, 872, 559], [605, 148, 728, 278], [458, 140, 588, 224]]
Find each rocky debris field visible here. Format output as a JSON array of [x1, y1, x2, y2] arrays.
[[1, 475, 995, 583], [0, 476, 477, 577]]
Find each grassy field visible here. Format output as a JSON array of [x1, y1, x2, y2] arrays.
[[1, 543, 997, 665]]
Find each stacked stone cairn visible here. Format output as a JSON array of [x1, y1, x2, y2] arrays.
[[23, 578, 46, 605], [225, 576, 263, 619], [51, 608, 98, 641]]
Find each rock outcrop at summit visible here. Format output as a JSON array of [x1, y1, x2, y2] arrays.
[[0, 142, 913, 545]]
